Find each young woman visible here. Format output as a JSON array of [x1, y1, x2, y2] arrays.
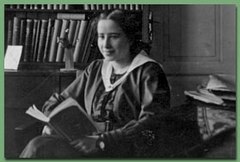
[[20, 9, 171, 158]]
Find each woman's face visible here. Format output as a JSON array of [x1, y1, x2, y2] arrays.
[[97, 19, 131, 62]]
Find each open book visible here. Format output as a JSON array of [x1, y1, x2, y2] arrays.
[[26, 97, 99, 141]]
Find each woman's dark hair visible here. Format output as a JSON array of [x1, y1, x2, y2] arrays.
[[93, 9, 151, 55]]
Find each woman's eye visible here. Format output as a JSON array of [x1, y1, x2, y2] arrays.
[[98, 35, 104, 39], [110, 35, 120, 39]]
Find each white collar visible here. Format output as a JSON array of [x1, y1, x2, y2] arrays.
[[101, 50, 158, 92]]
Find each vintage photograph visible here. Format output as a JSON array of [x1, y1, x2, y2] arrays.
[[4, 4, 236, 159]]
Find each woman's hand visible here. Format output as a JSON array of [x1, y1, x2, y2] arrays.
[[70, 135, 99, 154], [42, 125, 53, 135]]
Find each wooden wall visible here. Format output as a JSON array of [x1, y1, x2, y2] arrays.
[[149, 5, 236, 106]]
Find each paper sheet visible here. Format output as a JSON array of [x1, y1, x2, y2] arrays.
[[4, 45, 23, 70]]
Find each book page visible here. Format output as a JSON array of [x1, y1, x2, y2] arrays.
[[49, 97, 80, 117], [25, 105, 49, 123]]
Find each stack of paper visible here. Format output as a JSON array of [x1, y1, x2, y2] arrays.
[[184, 74, 236, 108]]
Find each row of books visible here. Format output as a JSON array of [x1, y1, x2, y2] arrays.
[[6, 4, 72, 10], [6, 13, 101, 63], [6, 4, 143, 11], [83, 4, 143, 11]]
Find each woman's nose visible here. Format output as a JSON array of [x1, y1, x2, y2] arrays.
[[103, 37, 111, 48]]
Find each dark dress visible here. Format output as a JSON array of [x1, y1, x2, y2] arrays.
[[20, 51, 171, 158]]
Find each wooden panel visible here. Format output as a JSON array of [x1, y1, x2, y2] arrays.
[[150, 5, 236, 75], [149, 5, 236, 109], [168, 5, 219, 60], [5, 71, 59, 109]]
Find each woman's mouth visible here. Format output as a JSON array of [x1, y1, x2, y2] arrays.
[[103, 50, 114, 55]]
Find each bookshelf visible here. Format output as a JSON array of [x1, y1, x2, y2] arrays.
[[4, 4, 146, 71], [4, 4, 149, 158]]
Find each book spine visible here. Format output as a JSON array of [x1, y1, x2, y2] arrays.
[[95, 5, 99, 10], [43, 18, 54, 62], [97, 5, 103, 10], [68, 20, 77, 45], [30, 19, 38, 60], [72, 20, 81, 47], [113, 4, 118, 9], [56, 13, 86, 20], [23, 19, 33, 62], [12, 17, 21, 45], [16, 5, 23, 9], [102, 5, 107, 10], [40, 4, 46, 10], [7, 18, 13, 46], [34, 5, 39, 9], [124, 4, 130, 10], [73, 20, 88, 62], [65, 5, 69, 10], [48, 19, 62, 62], [36, 19, 48, 62], [27, 4, 32, 9], [119, 4, 124, 10], [108, 4, 114, 10], [59, 4, 64, 10], [135, 4, 140, 10], [53, 4, 59, 10], [80, 20, 93, 63], [130, 4, 135, 10], [19, 19, 26, 45], [90, 4, 97, 10], [83, 4, 90, 10], [82, 21, 97, 63], [47, 4, 53, 10], [23, 4, 27, 9], [56, 19, 70, 62], [32, 19, 41, 62]]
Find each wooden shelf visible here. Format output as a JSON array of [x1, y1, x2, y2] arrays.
[[17, 62, 88, 71]]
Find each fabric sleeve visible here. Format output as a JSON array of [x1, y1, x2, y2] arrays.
[[102, 63, 171, 152], [42, 60, 98, 116]]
